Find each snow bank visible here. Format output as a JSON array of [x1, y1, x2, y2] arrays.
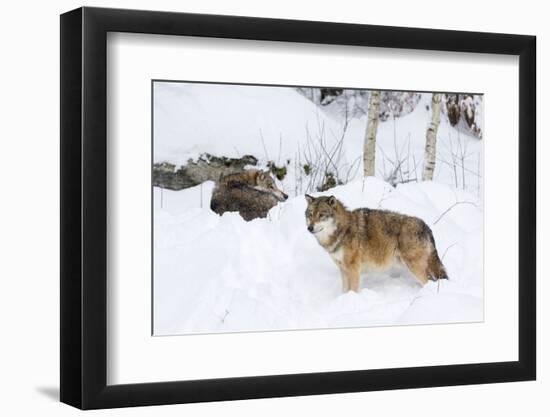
[[154, 82, 342, 167], [153, 177, 483, 335]]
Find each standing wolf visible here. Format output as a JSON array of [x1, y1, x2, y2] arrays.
[[305, 194, 447, 293], [210, 170, 288, 221]]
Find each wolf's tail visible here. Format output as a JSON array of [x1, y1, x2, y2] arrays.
[[427, 229, 449, 280]]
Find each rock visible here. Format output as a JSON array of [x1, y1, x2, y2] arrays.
[[153, 153, 258, 190], [445, 94, 483, 139], [296, 88, 421, 121], [378, 91, 422, 121]]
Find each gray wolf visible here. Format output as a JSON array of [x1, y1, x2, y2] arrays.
[[305, 194, 448, 293], [210, 170, 288, 221]]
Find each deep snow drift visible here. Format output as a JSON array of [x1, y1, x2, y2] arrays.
[[153, 178, 483, 335], [152, 82, 484, 335]]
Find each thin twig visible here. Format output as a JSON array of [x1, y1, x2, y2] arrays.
[[441, 242, 458, 261], [433, 201, 478, 225]]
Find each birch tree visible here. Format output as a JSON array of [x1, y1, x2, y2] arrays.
[[363, 90, 380, 177], [422, 93, 442, 181]]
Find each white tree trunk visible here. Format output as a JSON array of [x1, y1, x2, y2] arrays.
[[363, 90, 380, 177], [422, 93, 442, 181]]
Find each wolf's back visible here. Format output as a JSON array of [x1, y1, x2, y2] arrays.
[[359, 208, 448, 281]]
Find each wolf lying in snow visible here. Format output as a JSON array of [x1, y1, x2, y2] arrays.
[[305, 194, 448, 293], [210, 170, 288, 221]]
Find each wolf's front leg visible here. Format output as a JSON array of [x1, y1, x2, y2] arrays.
[[339, 269, 350, 293], [345, 267, 361, 293]]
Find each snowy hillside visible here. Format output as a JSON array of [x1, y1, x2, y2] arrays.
[[154, 82, 483, 197], [154, 178, 483, 335], [154, 82, 340, 167], [153, 82, 484, 335]]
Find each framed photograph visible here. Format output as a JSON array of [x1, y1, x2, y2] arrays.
[[60, 6, 536, 409]]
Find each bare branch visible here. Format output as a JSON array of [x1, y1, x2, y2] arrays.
[[433, 201, 479, 225]]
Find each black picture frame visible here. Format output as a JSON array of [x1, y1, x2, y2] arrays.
[[60, 6, 536, 410]]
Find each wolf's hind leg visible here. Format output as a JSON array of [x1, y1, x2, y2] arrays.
[[402, 256, 430, 285]]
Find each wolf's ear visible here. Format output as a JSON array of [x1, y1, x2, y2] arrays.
[[327, 196, 336, 206], [305, 194, 314, 204], [257, 171, 266, 181]]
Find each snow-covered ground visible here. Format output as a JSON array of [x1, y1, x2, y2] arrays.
[[154, 178, 483, 335], [153, 82, 484, 335]]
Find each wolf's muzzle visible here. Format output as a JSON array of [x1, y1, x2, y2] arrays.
[[275, 192, 288, 202]]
